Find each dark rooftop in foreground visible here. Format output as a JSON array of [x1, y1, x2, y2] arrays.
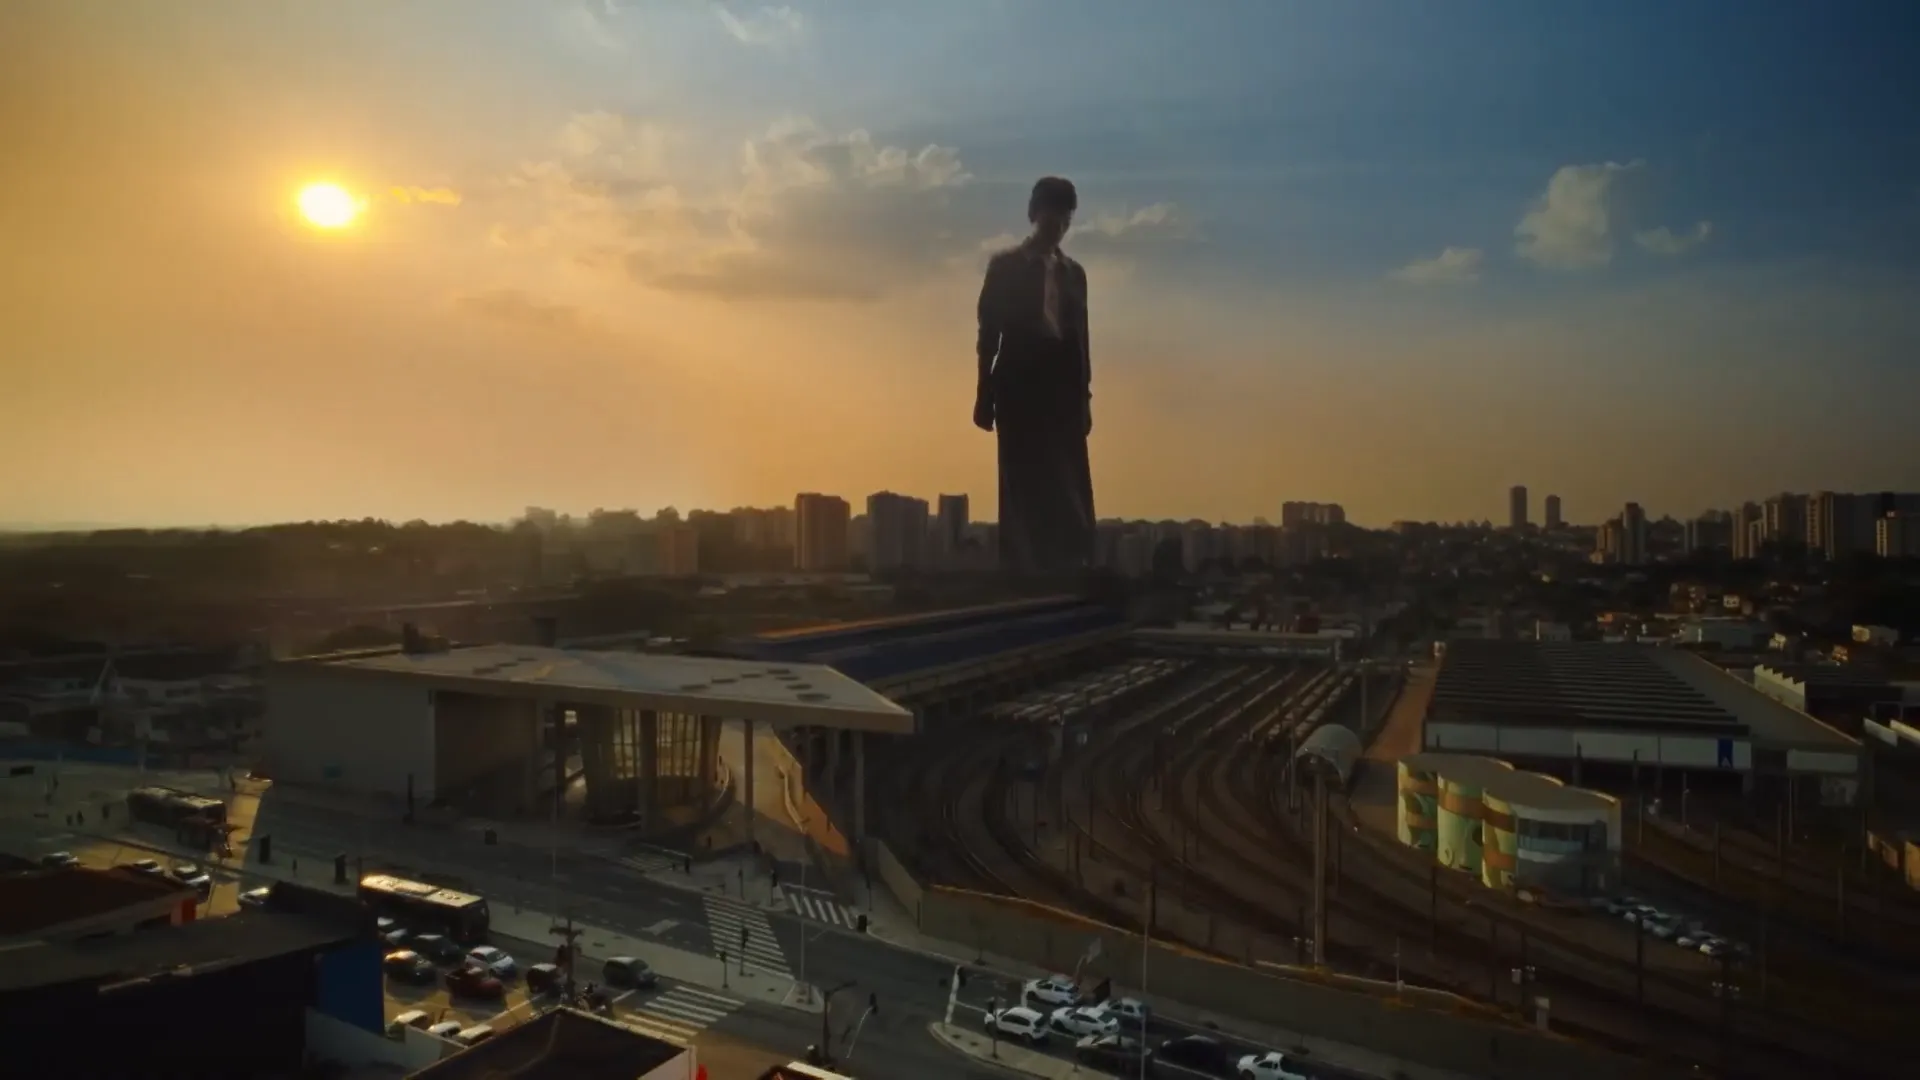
[[1431, 640, 1751, 737], [407, 1007, 683, 1080], [0, 866, 193, 938], [0, 896, 363, 993]]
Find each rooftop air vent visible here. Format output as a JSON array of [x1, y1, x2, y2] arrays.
[[679, 683, 708, 692], [796, 692, 830, 703]]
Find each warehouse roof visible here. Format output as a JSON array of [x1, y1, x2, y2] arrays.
[[1431, 640, 1748, 736], [281, 646, 913, 734]]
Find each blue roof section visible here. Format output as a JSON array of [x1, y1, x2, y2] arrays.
[[726, 597, 1125, 685]]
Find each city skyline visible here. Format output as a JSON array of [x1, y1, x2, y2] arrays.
[[6, 2, 1919, 529]]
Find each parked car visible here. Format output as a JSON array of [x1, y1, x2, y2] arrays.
[[127, 859, 164, 876], [526, 963, 563, 996], [40, 852, 79, 869], [1106, 997, 1150, 1028], [383, 950, 438, 985], [183, 873, 213, 902], [386, 1010, 431, 1039], [446, 965, 505, 1000], [984, 1006, 1049, 1044], [1159, 1034, 1232, 1076], [238, 886, 274, 909], [170, 863, 201, 882], [604, 956, 657, 989], [1049, 1005, 1119, 1038], [412, 934, 465, 965], [1077, 1034, 1151, 1071], [467, 945, 517, 978], [1238, 1050, 1311, 1080], [452, 1025, 496, 1047], [426, 1021, 463, 1040], [1022, 975, 1080, 1007]]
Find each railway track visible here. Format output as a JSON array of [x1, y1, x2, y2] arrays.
[[912, 659, 1904, 1076], [1085, 665, 1887, 1076]]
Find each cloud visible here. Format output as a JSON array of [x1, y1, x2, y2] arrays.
[[1390, 246, 1484, 285], [1514, 160, 1643, 270], [715, 4, 804, 48], [389, 186, 463, 206], [975, 202, 1192, 255], [1635, 220, 1713, 257], [453, 289, 587, 333], [493, 113, 977, 303], [561, 3, 626, 52]]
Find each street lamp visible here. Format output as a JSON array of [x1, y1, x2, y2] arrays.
[[816, 980, 857, 1066]]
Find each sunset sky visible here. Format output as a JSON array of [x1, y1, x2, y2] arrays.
[[5, 1, 1918, 530]]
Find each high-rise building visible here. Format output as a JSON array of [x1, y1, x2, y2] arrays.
[[1508, 486, 1529, 530], [657, 523, 700, 576], [1594, 518, 1621, 564], [1731, 501, 1762, 560], [1543, 495, 1562, 531], [866, 491, 931, 573], [935, 494, 970, 567], [1620, 502, 1648, 565], [1684, 511, 1732, 554], [1763, 493, 1807, 548], [1879, 512, 1920, 559], [793, 493, 851, 572], [1280, 501, 1345, 528]]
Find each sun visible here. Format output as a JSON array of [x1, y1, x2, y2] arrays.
[[297, 183, 362, 229]]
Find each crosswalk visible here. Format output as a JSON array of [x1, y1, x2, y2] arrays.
[[615, 847, 684, 875], [703, 894, 792, 979], [615, 984, 741, 1046], [783, 886, 861, 928]]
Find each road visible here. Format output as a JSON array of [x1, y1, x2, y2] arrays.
[[4, 775, 1361, 1079]]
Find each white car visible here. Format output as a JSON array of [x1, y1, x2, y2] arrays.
[[1022, 975, 1080, 1008], [425, 1021, 463, 1040], [1107, 997, 1149, 1026], [1238, 1050, 1311, 1080], [1049, 1005, 1118, 1038], [467, 946, 516, 977], [985, 1005, 1049, 1044]]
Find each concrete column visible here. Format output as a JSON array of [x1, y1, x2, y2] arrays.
[[743, 719, 756, 849], [639, 710, 660, 824], [853, 731, 867, 847], [827, 728, 844, 799]]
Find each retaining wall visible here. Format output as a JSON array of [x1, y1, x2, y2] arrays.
[[914, 882, 1655, 1080]]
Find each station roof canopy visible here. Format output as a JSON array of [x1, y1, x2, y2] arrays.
[[726, 595, 1127, 689], [282, 645, 914, 734]]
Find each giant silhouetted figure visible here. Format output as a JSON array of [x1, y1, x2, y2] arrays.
[[974, 176, 1096, 579]]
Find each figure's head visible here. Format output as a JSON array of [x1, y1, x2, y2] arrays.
[[1027, 175, 1077, 247]]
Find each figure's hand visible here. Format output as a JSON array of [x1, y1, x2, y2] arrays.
[[973, 384, 995, 433], [1082, 399, 1093, 437]]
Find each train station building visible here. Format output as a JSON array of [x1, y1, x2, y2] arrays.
[[1420, 640, 1863, 807], [261, 642, 912, 844]]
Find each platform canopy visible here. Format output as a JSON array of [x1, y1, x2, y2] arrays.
[[288, 645, 915, 734]]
